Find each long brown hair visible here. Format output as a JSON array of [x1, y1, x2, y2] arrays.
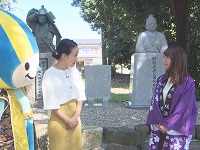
[[163, 46, 188, 85]]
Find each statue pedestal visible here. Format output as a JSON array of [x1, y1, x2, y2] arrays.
[[126, 53, 165, 108], [25, 53, 56, 106]]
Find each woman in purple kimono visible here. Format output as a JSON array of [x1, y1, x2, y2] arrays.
[[146, 46, 198, 150]]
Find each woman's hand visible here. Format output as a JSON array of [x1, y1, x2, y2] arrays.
[[51, 109, 79, 130], [158, 124, 168, 133], [66, 101, 82, 130], [66, 116, 79, 130]]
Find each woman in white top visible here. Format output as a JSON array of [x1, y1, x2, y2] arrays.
[[42, 39, 86, 150]]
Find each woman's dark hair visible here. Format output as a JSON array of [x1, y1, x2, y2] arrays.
[[52, 38, 77, 60], [164, 46, 188, 85]]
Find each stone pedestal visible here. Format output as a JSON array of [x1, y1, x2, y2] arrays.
[[85, 65, 111, 107], [127, 53, 165, 108], [25, 53, 56, 105]]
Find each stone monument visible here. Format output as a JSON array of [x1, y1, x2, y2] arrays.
[[84, 65, 111, 107], [126, 14, 167, 108], [25, 5, 61, 102]]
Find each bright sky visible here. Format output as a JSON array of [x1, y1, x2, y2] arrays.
[[10, 0, 101, 40]]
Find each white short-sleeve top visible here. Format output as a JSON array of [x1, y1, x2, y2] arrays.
[[42, 66, 86, 111]]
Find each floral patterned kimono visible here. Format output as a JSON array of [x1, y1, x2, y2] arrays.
[[0, 89, 39, 150], [146, 75, 198, 150]]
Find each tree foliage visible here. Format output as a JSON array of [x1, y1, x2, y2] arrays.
[[72, 0, 200, 99], [0, 0, 17, 11], [72, 0, 175, 67], [187, 0, 200, 100]]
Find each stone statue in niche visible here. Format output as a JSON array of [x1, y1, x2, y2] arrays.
[[135, 14, 168, 53], [26, 5, 62, 53]]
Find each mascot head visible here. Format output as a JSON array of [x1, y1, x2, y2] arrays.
[[0, 9, 40, 89]]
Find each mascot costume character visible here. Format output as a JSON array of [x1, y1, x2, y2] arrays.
[[0, 9, 40, 150]]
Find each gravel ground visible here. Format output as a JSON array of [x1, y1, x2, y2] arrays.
[[32, 101, 200, 128], [81, 102, 149, 129]]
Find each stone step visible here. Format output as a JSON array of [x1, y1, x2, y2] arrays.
[[35, 124, 200, 150]]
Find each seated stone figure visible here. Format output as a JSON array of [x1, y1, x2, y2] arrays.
[[136, 14, 168, 53]]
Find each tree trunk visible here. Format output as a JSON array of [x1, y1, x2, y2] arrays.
[[101, 28, 107, 65], [169, 0, 189, 53]]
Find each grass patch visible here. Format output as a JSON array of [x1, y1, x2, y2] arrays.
[[110, 74, 130, 102], [94, 99, 103, 103], [111, 74, 130, 89], [111, 93, 129, 102]]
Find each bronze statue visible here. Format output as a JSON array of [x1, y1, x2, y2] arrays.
[[26, 5, 62, 53]]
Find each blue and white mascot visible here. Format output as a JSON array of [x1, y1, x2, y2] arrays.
[[0, 9, 40, 150]]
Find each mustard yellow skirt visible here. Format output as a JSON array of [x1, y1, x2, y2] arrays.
[[48, 100, 82, 150]]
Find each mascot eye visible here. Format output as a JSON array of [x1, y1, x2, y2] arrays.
[[25, 62, 30, 71]]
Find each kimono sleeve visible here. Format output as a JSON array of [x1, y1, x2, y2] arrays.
[[164, 79, 198, 135], [146, 75, 165, 125]]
